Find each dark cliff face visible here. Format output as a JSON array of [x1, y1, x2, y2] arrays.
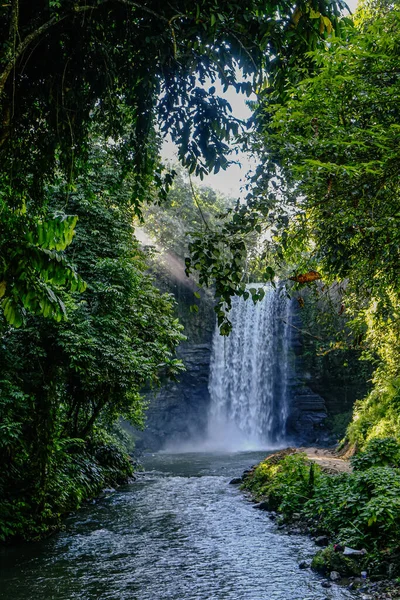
[[285, 306, 329, 445], [136, 343, 212, 452], [134, 253, 216, 452]]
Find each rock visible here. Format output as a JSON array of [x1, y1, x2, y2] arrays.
[[299, 561, 310, 569], [343, 546, 367, 556], [348, 582, 357, 590], [229, 477, 242, 485], [101, 487, 116, 494], [330, 571, 341, 581], [252, 501, 270, 510], [269, 512, 277, 520], [312, 546, 363, 577], [292, 513, 301, 521], [315, 535, 329, 547], [321, 581, 332, 588]]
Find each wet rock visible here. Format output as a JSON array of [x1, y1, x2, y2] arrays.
[[269, 512, 277, 520], [330, 571, 341, 581], [292, 513, 302, 521], [299, 561, 310, 569], [252, 501, 270, 510], [229, 477, 242, 485], [315, 535, 329, 547], [348, 582, 358, 591], [312, 546, 362, 577], [321, 581, 332, 588], [343, 546, 367, 556]]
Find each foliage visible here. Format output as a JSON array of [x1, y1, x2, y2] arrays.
[[325, 411, 354, 441], [351, 437, 400, 470], [0, 144, 185, 541], [348, 378, 400, 448], [143, 166, 232, 259], [0, 206, 86, 326], [311, 546, 362, 576], [0, 0, 347, 324], [243, 452, 322, 515], [189, 6, 400, 327], [245, 451, 400, 575], [0, 426, 134, 542]]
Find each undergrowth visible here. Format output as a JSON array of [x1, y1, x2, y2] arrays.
[[0, 426, 134, 542], [243, 445, 400, 577]]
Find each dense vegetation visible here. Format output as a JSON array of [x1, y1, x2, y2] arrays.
[[243, 446, 400, 577], [0, 144, 185, 541], [1, 0, 399, 561]]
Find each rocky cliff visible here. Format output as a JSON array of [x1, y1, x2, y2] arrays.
[[135, 249, 362, 449]]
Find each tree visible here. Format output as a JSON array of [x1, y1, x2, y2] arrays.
[[0, 142, 185, 540], [0, 0, 346, 324], [187, 6, 400, 330], [189, 4, 400, 446]]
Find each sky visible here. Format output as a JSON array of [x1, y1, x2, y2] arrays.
[[161, 81, 256, 199], [161, 0, 359, 199]]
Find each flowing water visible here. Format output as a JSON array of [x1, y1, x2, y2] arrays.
[[0, 452, 356, 600], [207, 285, 292, 450]]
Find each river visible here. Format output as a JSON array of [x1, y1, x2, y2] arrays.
[[0, 452, 356, 600]]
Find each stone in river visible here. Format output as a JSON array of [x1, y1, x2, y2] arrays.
[[229, 477, 242, 485], [315, 535, 329, 547]]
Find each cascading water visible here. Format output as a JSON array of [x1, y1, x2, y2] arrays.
[[206, 284, 291, 451]]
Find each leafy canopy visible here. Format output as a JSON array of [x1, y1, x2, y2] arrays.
[[0, 0, 346, 324]]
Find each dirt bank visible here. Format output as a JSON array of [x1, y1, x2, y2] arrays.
[[300, 447, 352, 474]]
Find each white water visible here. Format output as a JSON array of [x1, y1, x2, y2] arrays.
[[206, 285, 291, 451]]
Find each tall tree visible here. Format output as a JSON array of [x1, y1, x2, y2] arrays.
[[0, 0, 346, 324]]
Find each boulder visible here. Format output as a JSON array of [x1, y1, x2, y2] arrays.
[[312, 546, 364, 577], [229, 477, 242, 485], [252, 501, 270, 510], [315, 535, 329, 547]]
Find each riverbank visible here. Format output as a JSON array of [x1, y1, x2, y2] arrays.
[[238, 446, 400, 599]]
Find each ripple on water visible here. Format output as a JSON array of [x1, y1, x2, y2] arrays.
[[0, 452, 356, 600]]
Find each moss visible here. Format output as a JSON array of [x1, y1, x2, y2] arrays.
[[311, 546, 364, 577]]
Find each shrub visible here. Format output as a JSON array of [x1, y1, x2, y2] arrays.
[[351, 437, 400, 471], [245, 451, 400, 576], [243, 452, 322, 517]]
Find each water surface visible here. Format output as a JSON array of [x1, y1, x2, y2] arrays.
[[0, 452, 356, 600]]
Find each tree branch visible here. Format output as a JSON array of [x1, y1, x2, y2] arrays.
[[0, 0, 172, 99], [278, 317, 324, 341], [0, 13, 62, 98]]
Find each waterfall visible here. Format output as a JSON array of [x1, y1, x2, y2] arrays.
[[206, 284, 291, 451]]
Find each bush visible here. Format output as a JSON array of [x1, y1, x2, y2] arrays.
[[243, 452, 322, 517], [311, 546, 362, 577], [305, 467, 400, 551], [0, 428, 134, 542], [351, 437, 400, 471]]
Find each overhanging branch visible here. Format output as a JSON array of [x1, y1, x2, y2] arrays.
[[0, 0, 174, 99]]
